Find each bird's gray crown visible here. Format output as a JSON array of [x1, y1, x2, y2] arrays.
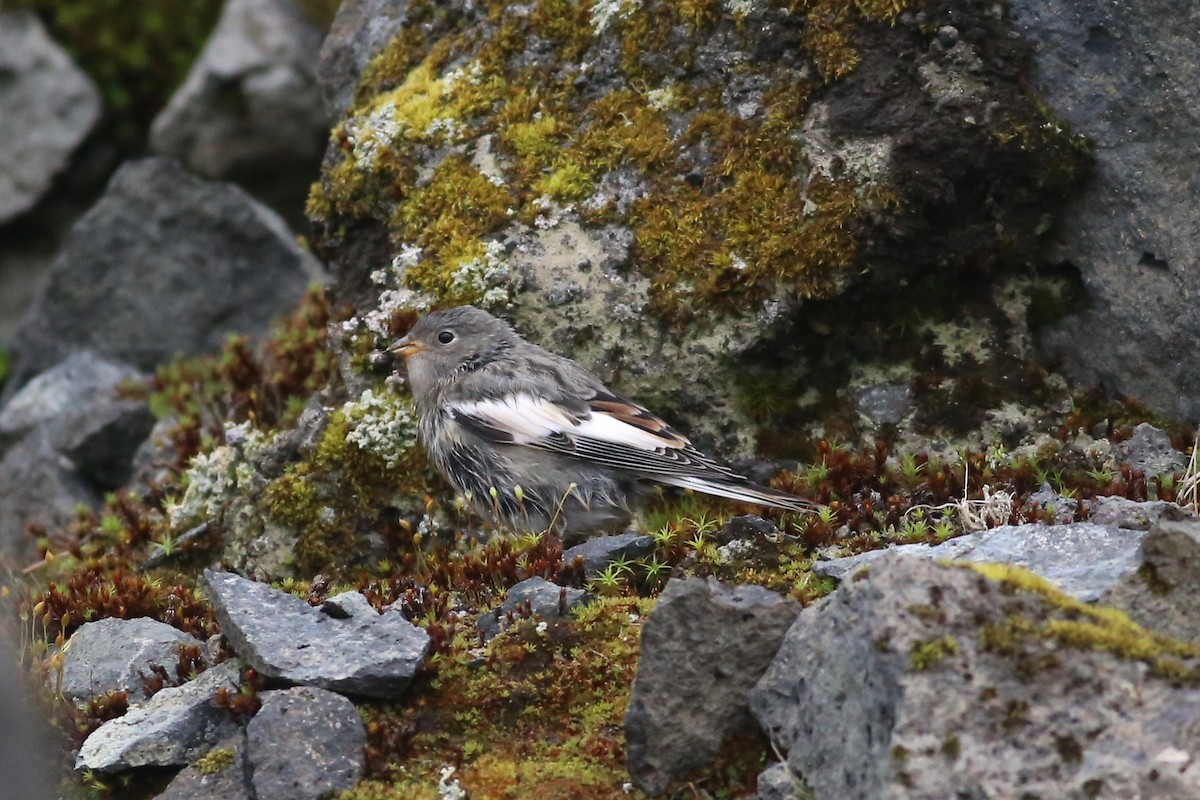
[[407, 305, 516, 344]]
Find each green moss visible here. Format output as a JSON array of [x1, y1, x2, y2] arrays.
[[312, 0, 922, 316], [195, 747, 236, 775], [909, 635, 959, 671], [961, 562, 1200, 682], [344, 597, 659, 800], [393, 156, 513, 262]]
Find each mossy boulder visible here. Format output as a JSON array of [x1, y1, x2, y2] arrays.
[[309, 0, 1090, 457]]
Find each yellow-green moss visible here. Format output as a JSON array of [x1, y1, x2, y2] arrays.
[[960, 562, 1200, 681], [909, 634, 960, 671], [312, 0, 920, 315], [341, 596, 658, 800], [195, 747, 236, 775]]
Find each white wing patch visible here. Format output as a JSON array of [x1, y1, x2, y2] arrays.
[[449, 393, 674, 452]]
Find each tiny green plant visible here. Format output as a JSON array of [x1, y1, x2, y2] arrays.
[[805, 458, 830, 486], [897, 452, 924, 483]]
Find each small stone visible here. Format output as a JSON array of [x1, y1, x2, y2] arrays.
[[476, 577, 594, 641], [61, 617, 206, 705], [205, 570, 430, 699], [561, 532, 655, 579], [76, 661, 242, 772]]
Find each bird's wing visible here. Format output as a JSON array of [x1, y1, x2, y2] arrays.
[[445, 389, 745, 481]]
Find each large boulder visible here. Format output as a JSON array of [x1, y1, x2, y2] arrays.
[[751, 555, 1200, 800], [4, 157, 323, 396], [0, 10, 102, 224], [1013, 0, 1200, 421], [309, 0, 1089, 457]]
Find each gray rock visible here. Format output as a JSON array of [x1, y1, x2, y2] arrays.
[[1014, 0, 1200, 423], [561, 532, 656, 579], [1101, 511, 1200, 644], [476, 577, 594, 641], [1024, 482, 1075, 524], [205, 570, 430, 699], [815, 521, 1144, 602], [854, 383, 914, 429], [625, 577, 800, 795], [751, 555, 1200, 800], [155, 731, 252, 800], [1086, 495, 1190, 531], [246, 687, 366, 800], [0, 10, 102, 224], [5, 157, 322, 396], [0, 350, 154, 488], [76, 661, 242, 772], [61, 617, 205, 705], [316, 0, 408, 117], [756, 762, 807, 800], [1116, 423, 1187, 478], [0, 431, 98, 561], [150, 0, 330, 185]]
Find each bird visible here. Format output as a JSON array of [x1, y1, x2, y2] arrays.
[[388, 306, 818, 540]]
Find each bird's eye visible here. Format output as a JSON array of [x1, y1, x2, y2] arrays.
[[437, 330, 456, 344]]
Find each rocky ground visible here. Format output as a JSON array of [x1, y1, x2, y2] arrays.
[[2, 0, 1200, 798]]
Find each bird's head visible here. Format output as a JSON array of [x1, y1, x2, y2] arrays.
[[388, 306, 517, 400]]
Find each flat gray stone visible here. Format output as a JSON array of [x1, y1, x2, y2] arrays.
[[76, 661, 242, 772], [0, 10, 102, 223], [205, 570, 430, 699], [814, 521, 1144, 602], [246, 687, 366, 800], [61, 617, 205, 705]]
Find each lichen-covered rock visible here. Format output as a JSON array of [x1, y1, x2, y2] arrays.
[[1100, 511, 1200, 645], [310, 0, 1089, 457], [150, 0, 330, 197], [1016, 0, 1200, 423], [5, 157, 323, 396], [0, 10, 102, 224], [625, 577, 800, 795], [751, 556, 1200, 800]]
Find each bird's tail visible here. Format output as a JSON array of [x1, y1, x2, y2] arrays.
[[658, 475, 820, 513]]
